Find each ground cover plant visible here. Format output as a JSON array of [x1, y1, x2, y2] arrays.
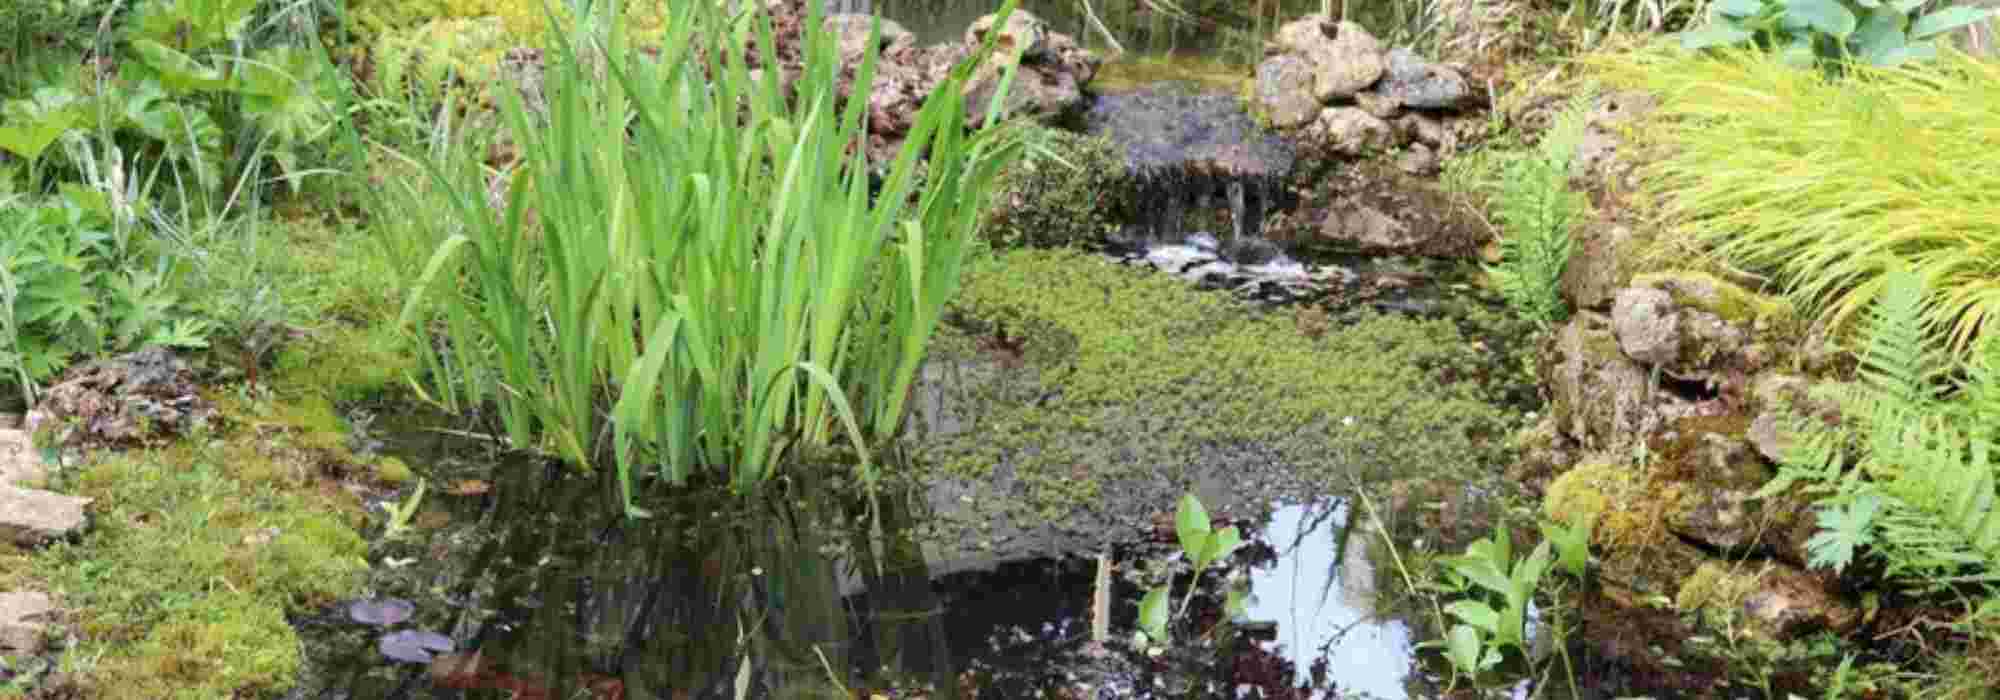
[[388, 0, 1033, 512], [1591, 46, 2000, 359], [0, 0, 350, 405]]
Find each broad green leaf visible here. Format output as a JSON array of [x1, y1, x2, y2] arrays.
[[129, 40, 229, 94], [0, 122, 68, 163], [1890, 0, 1928, 13], [1175, 493, 1213, 559], [1911, 6, 1996, 39], [1784, 0, 1858, 36], [1680, 23, 1759, 49], [1717, 0, 1765, 16], [1445, 625, 1487, 675], [1851, 8, 1909, 56], [1871, 43, 1938, 65], [1446, 600, 1501, 634], [1201, 526, 1243, 568], [1138, 585, 1171, 641]]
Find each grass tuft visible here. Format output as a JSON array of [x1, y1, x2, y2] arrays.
[[1590, 46, 2000, 358]]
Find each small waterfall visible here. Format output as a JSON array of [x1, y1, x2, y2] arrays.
[[1085, 86, 1332, 303]]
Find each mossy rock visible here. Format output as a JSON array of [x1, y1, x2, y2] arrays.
[[1632, 270, 1794, 331], [980, 128, 1132, 249]]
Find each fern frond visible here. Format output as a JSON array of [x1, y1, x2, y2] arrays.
[[1857, 269, 1937, 412], [1873, 412, 2000, 582]]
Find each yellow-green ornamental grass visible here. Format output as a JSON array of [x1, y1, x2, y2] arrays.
[[1590, 47, 2000, 358]]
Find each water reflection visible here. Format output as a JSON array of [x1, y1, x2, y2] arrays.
[[1243, 500, 1417, 700]]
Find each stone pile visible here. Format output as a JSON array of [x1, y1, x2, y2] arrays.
[[1253, 15, 1484, 172]]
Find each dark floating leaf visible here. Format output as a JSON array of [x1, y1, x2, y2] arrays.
[[379, 629, 455, 664], [348, 598, 415, 627]]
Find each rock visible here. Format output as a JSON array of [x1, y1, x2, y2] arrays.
[[1633, 271, 1790, 329], [1311, 106, 1393, 156], [1612, 287, 1681, 367], [1541, 313, 1674, 450], [1570, 90, 1658, 185], [0, 591, 55, 655], [1561, 219, 1649, 311], [825, 13, 914, 63], [965, 10, 1048, 62], [1310, 22, 1386, 102], [0, 487, 88, 546], [1677, 561, 1858, 642], [1, 429, 88, 546], [1660, 429, 1776, 552], [1395, 142, 1438, 175], [1747, 411, 1789, 464], [1255, 54, 1321, 129], [1271, 14, 1334, 54], [1393, 113, 1449, 149], [26, 346, 214, 449], [1373, 47, 1470, 110], [1354, 90, 1400, 118], [1319, 202, 1408, 251], [0, 428, 43, 489], [959, 28, 1094, 129], [1312, 160, 1487, 257]]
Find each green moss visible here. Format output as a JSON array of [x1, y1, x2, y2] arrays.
[[89, 589, 301, 700], [271, 322, 414, 405], [929, 248, 1520, 516], [1542, 455, 1683, 553], [1673, 560, 1759, 620], [1633, 270, 1792, 327], [26, 445, 367, 699], [981, 128, 1132, 249]]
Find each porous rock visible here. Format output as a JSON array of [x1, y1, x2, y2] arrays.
[[1541, 313, 1671, 450], [1310, 22, 1386, 102], [1311, 106, 1393, 156], [1612, 287, 1681, 367], [1256, 54, 1321, 129], [0, 591, 55, 655]]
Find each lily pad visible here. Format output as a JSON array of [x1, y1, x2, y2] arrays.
[[348, 598, 415, 627], [379, 629, 455, 664]]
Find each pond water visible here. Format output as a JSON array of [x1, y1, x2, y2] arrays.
[[284, 415, 1459, 699], [1242, 500, 1416, 700]]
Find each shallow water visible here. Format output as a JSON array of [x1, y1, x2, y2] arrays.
[[1242, 500, 1417, 700]]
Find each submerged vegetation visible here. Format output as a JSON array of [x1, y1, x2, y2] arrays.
[[932, 248, 1521, 517]]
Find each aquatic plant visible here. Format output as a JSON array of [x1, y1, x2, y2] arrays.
[[393, 0, 1032, 510], [1137, 493, 1245, 645], [348, 597, 458, 663]]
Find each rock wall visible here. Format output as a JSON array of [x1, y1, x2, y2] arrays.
[[1517, 91, 1866, 693]]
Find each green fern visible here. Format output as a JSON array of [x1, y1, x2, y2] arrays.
[[1486, 153, 1580, 326], [1793, 269, 2000, 582]]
